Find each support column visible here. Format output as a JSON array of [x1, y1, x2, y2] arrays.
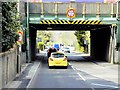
[[29, 27, 37, 61], [117, 21, 120, 64], [109, 25, 117, 64], [118, 45, 120, 64], [116, 1, 120, 64], [90, 26, 111, 61]]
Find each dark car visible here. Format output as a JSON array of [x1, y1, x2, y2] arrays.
[[47, 47, 57, 58], [62, 47, 70, 53]]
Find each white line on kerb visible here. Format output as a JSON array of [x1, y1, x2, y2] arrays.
[[91, 83, 118, 88]]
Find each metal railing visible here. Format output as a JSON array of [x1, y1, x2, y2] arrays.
[[28, 2, 117, 18]]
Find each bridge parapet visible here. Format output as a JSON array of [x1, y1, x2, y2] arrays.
[[28, 2, 117, 18]]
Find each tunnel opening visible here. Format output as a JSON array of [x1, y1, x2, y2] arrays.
[[36, 30, 90, 61], [29, 23, 111, 62]]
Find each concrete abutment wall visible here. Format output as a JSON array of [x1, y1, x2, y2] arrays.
[[90, 26, 118, 63], [29, 28, 37, 61]]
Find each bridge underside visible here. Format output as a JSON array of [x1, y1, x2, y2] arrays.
[[30, 23, 110, 30], [29, 23, 112, 62]]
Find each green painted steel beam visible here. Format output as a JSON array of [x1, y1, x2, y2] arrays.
[[29, 16, 117, 25], [102, 18, 117, 24]]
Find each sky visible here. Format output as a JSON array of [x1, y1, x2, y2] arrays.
[[28, 0, 118, 3]]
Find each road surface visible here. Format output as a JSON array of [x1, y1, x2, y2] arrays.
[[28, 52, 119, 89]]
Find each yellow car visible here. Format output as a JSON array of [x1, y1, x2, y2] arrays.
[[48, 52, 68, 68]]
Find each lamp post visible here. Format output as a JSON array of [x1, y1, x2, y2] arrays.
[[17, 0, 22, 73], [26, 0, 30, 63]]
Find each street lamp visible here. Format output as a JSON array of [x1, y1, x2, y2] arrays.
[[26, 0, 30, 63]]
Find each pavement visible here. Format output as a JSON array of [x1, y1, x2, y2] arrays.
[[3, 61, 40, 89], [70, 60, 119, 87]]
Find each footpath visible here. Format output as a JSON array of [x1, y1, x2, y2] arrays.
[[3, 61, 40, 89], [71, 56, 120, 87]]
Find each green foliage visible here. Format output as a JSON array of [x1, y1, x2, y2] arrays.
[[37, 31, 52, 44], [36, 31, 52, 49], [2, 2, 21, 52], [74, 31, 85, 46]]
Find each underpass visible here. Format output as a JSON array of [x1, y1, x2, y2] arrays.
[[26, 2, 118, 63], [29, 23, 112, 62], [19, 1, 119, 89], [1, 1, 120, 89]]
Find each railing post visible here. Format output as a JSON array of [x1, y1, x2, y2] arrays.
[[96, 2, 100, 18], [55, 2, 58, 19], [82, 3, 86, 19], [69, 1, 72, 8], [41, 2, 44, 19], [111, 3, 114, 18]]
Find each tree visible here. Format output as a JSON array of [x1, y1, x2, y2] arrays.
[[36, 31, 52, 50], [74, 31, 85, 46], [74, 30, 90, 53], [2, 2, 21, 52]]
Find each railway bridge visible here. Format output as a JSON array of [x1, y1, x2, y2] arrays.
[[21, 1, 120, 63]]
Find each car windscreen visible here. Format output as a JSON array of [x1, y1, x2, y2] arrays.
[[65, 48, 69, 49], [52, 53, 64, 58], [63, 47, 69, 49]]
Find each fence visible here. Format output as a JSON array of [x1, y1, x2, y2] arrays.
[[28, 2, 117, 17]]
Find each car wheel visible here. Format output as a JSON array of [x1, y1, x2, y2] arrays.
[[65, 66, 68, 69], [49, 66, 52, 69]]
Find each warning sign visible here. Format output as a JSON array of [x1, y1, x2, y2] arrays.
[[66, 8, 76, 18], [17, 31, 23, 45]]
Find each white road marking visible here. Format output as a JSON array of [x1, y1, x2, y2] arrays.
[[77, 72, 86, 81], [91, 83, 118, 88], [68, 62, 71, 65], [26, 62, 41, 88], [71, 66, 76, 71], [70, 62, 95, 90], [69, 62, 86, 81], [69, 62, 76, 70]]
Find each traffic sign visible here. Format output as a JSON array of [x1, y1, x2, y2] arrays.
[[66, 8, 76, 18], [17, 31, 23, 45]]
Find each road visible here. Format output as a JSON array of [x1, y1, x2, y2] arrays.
[[28, 52, 119, 89]]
